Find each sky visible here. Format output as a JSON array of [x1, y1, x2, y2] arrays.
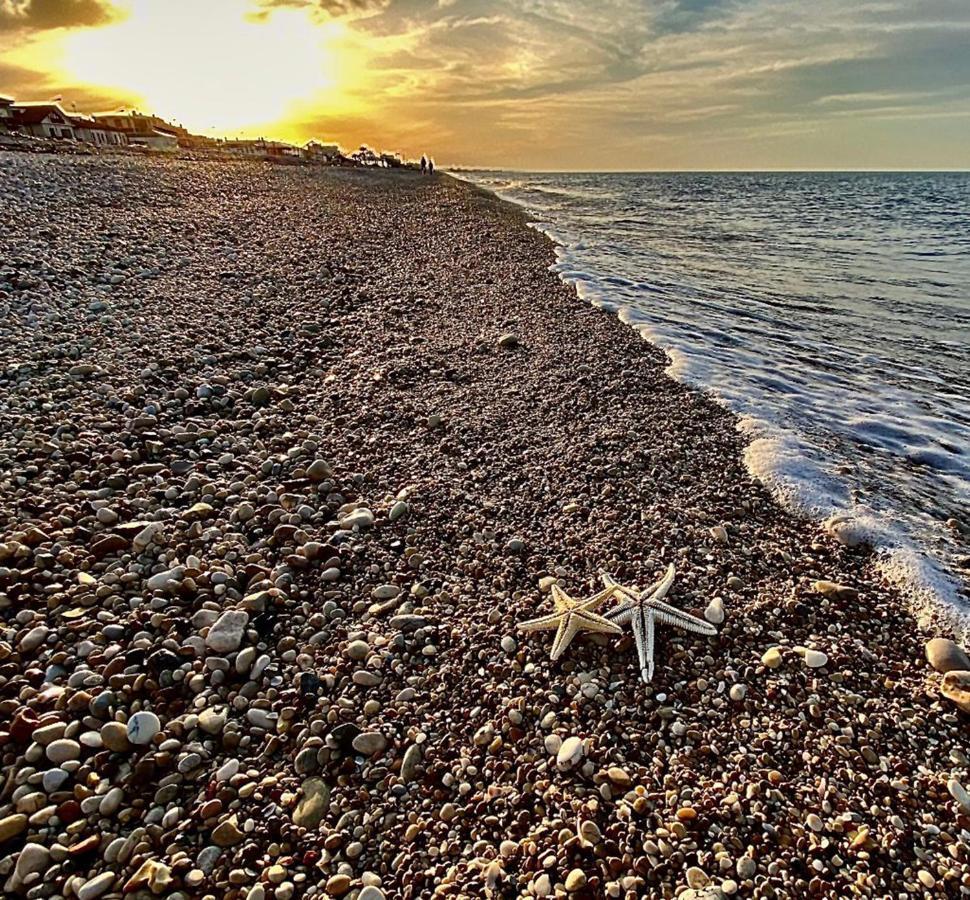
[[1, 0, 969, 169]]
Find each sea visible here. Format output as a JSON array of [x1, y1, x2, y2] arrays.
[[464, 170, 970, 620]]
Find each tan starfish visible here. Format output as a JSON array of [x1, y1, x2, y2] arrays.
[[518, 583, 622, 660]]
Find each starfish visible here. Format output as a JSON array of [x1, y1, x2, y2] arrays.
[[518, 583, 622, 661], [602, 564, 717, 683]]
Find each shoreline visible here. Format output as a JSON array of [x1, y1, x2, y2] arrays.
[[0, 155, 967, 898], [462, 171, 969, 638]]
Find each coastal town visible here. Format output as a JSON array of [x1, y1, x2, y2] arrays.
[[0, 93, 415, 168]]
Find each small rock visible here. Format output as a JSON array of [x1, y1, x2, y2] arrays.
[[346, 640, 370, 661], [925, 638, 970, 674], [307, 459, 333, 481], [801, 648, 828, 668], [389, 500, 409, 522], [212, 816, 245, 847], [326, 873, 352, 896], [292, 777, 330, 829], [78, 871, 115, 900], [949, 778, 970, 814], [704, 597, 725, 625], [101, 721, 130, 752], [199, 707, 227, 734], [401, 743, 422, 781], [352, 732, 387, 755], [941, 670, 970, 713], [556, 736, 584, 769], [564, 868, 586, 891], [126, 711, 161, 745], [498, 333, 519, 349], [0, 813, 28, 844], [729, 684, 747, 702], [340, 507, 375, 528], [358, 889, 386, 900], [205, 609, 249, 653], [46, 738, 81, 764], [685, 867, 709, 889], [761, 647, 782, 669], [813, 580, 858, 601]]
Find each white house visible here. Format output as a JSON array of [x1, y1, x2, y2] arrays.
[[11, 103, 78, 140], [70, 115, 129, 147], [0, 96, 13, 130]]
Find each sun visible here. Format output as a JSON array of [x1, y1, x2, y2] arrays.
[[56, 0, 353, 135]]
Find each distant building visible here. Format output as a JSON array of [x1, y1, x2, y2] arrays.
[[70, 115, 129, 147], [0, 95, 13, 130], [91, 110, 184, 151], [10, 103, 76, 140], [304, 140, 341, 162], [223, 138, 301, 160]]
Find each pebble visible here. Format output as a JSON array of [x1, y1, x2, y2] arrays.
[[326, 873, 352, 896], [498, 332, 520, 348], [352, 732, 388, 755], [556, 736, 584, 769], [941, 669, 970, 712], [358, 888, 386, 900], [45, 738, 81, 764], [800, 648, 828, 668], [925, 637, 970, 673], [813, 580, 858, 600], [0, 813, 28, 843], [78, 871, 115, 900], [704, 597, 725, 625], [126, 711, 161, 745], [948, 778, 970, 814], [761, 647, 782, 668], [205, 609, 249, 653], [346, 639, 370, 661], [340, 507, 375, 528], [100, 721, 130, 752], [564, 868, 586, 891]]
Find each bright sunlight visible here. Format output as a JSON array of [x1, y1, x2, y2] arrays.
[[58, 0, 353, 135]]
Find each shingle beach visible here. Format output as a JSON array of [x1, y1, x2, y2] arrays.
[[0, 154, 967, 899]]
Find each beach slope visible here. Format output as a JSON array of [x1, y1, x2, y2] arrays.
[[0, 155, 966, 898]]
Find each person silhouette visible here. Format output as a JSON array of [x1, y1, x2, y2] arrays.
[[428, 158, 435, 175], [420, 155, 427, 174]]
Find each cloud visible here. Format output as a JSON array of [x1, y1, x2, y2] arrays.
[[0, 0, 119, 32], [249, 0, 389, 20], [0, 58, 135, 108]]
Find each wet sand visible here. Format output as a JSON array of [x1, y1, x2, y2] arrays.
[[0, 154, 967, 898]]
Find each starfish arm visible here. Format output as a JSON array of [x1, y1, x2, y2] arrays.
[[632, 607, 655, 683], [604, 601, 633, 625], [550, 613, 581, 661], [518, 612, 563, 633], [550, 583, 575, 613], [574, 610, 623, 635], [649, 601, 718, 636], [601, 575, 640, 602], [642, 563, 676, 603], [578, 585, 622, 612]]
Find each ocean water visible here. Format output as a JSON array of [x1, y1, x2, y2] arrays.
[[466, 170, 970, 618]]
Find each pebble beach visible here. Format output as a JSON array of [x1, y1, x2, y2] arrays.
[[0, 154, 968, 898]]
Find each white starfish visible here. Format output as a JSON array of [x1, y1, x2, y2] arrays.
[[602, 564, 717, 683]]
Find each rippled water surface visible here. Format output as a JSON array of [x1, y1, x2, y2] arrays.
[[467, 170, 970, 609]]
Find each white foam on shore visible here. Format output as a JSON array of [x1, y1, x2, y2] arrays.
[[550, 221, 966, 626]]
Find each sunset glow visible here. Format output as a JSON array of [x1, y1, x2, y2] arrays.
[[1, 0, 968, 168]]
